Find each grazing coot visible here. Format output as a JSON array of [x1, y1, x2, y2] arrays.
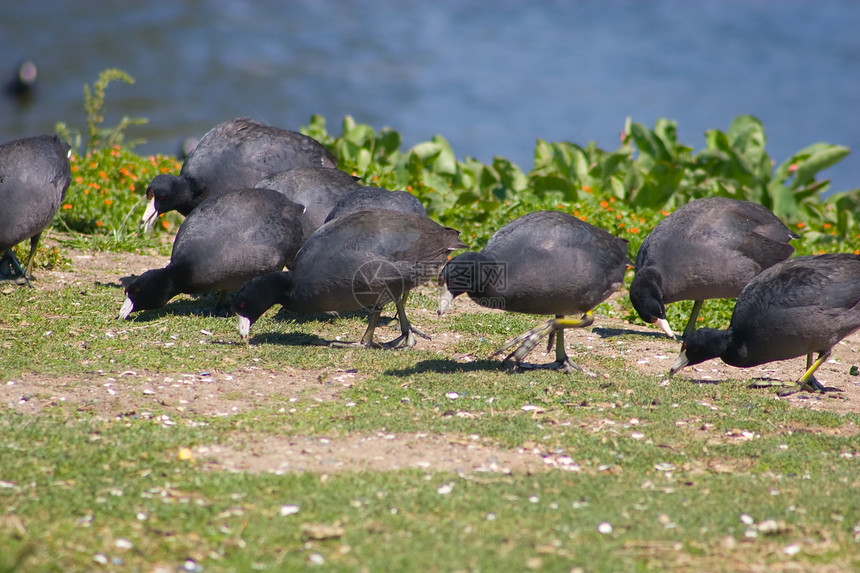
[[668, 253, 860, 395], [438, 211, 630, 372], [254, 166, 360, 241], [0, 134, 71, 285], [141, 117, 336, 231], [120, 188, 303, 318], [231, 210, 465, 348], [630, 197, 798, 339], [324, 186, 427, 222]]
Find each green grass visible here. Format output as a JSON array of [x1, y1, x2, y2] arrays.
[[1, 247, 858, 571]]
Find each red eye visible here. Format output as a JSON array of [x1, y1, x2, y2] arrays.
[[238, 302, 245, 309]]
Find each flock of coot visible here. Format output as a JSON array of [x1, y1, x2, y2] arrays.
[[3, 117, 859, 396]]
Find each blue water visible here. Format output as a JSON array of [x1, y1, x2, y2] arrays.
[[2, 0, 858, 193]]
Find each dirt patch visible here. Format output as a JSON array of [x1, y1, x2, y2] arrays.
[[194, 432, 579, 475], [1, 367, 359, 419]]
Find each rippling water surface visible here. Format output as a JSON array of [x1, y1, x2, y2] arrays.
[[1, 1, 858, 192]]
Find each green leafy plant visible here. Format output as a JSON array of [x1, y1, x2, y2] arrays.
[[55, 68, 148, 153]]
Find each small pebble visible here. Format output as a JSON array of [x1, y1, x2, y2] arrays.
[[280, 505, 300, 516], [597, 522, 613, 534]]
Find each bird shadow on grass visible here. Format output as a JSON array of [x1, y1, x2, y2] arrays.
[[591, 325, 672, 341], [746, 378, 844, 394], [680, 377, 723, 386], [234, 331, 331, 347], [385, 357, 511, 378], [267, 306, 378, 326], [119, 297, 234, 321]]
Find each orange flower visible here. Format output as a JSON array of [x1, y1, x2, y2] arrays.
[[600, 201, 609, 208], [75, 176, 83, 184], [579, 215, 587, 221], [104, 199, 113, 206], [823, 223, 831, 229], [96, 220, 103, 227], [582, 185, 592, 193], [99, 171, 107, 179], [797, 222, 805, 228], [629, 227, 640, 234], [162, 221, 170, 229], [62, 204, 73, 210]]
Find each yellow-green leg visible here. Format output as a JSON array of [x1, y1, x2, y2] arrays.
[[381, 296, 430, 349], [777, 352, 829, 396], [493, 311, 594, 372]]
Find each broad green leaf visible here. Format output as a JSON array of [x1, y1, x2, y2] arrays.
[[344, 123, 375, 145], [533, 139, 554, 169], [530, 175, 576, 199], [727, 115, 764, 145], [375, 128, 402, 157], [790, 145, 850, 189], [630, 122, 671, 164], [631, 163, 684, 208], [429, 135, 458, 175]]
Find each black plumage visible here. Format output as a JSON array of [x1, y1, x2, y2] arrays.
[[438, 210, 630, 371], [141, 118, 336, 230], [120, 188, 303, 318], [0, 134, 71, 284], [254, 166, 360, 241], [630, 197, 798, 339], [669, 253, 860, 395], [232, 210, 464, 348], [324, 186, 427, 222]]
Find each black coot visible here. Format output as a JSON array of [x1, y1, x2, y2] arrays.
[[5, 60, 38, 102], [231, 210, 465, 348], [438, 211, 630, 372], [630, 197, 798, 339], [669, 253, 860, 395], [141, 117, 336, 230], [254, 166, 360, 241], [324, 186, 427, 222], [0, 135, 71, 284], [120, 188, 303, 318]]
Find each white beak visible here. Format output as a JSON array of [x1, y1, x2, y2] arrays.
[[655, 318, 675, 339], [437, 283, 454, 316], [237, 315, 251, 339], [118, 296, 134, 319], [668, 349, 689, 378], [141, 197, 158, 232]]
